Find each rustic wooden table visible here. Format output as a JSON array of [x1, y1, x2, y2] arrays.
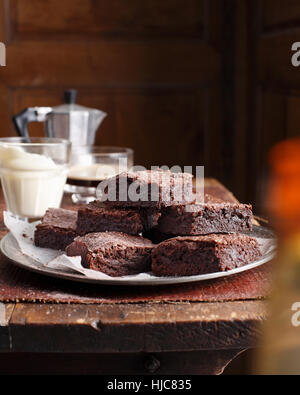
[[0, 180, 268, 375]]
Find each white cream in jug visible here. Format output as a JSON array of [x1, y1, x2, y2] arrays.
[[0, 146, 67, 218]]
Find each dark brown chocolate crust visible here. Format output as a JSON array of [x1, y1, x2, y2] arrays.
[[66, 232, 154, 277], [97, 169, 194, 208], [34, 208, 78, 250], [76, 201, 161, 235], [157, 194, 253, 235], [151, 233, 262, 277]]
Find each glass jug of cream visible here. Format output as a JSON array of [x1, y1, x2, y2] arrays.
[[0, 138, 71, 218]]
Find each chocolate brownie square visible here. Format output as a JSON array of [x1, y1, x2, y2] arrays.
[[157, 194, 253, 235], [97, 169, 194, 208], [34, 208, 78, 250], [76, 201, 161, 235], [66, 232, 154, 277], [151, 233, 261, 277]]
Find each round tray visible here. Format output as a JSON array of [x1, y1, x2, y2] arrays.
[[0, 225, 276, 286]]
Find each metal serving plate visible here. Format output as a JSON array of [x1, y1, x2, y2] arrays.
[[0, 225, 276, 286]]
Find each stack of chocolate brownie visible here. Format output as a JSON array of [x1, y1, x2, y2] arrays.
[[34, 169, 261, 277]]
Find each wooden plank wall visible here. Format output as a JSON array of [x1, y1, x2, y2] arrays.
[[0, 0, 223, 180]]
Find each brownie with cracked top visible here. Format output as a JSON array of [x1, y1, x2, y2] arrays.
[[151, 233, 261, 277], [76, 201, 160, 235], [157, 194, 253, 236], [34, 208, 78, 250], [97, 169, 194, 208], [66, 232, 154, 276]]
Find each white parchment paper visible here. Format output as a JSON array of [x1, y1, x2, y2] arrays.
[[3, 211, 155, 281]]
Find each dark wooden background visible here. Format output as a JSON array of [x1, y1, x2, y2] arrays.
[[0, 0, 299, 213]]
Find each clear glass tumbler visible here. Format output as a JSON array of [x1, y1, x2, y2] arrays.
[[64, 146, 134, 204], [0, 137, 71, 219]]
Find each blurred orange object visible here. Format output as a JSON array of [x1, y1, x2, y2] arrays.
[[268, 138, 300, 236], [256, 138, 300, 374]]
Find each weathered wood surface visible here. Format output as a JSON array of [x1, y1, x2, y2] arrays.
[[0, 301, 267, 354], [0, 258, 271, 304]]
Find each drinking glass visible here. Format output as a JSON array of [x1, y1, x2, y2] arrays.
[[64, 146, 134, 204], [0, 137, 71, 219]]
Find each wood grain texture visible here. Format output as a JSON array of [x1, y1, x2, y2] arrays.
[[12, 0, 204, 36], [0, 256, 272, 304], [1, 40, 220, 87], [6, 301, 266, 353], [233, 0, 300, 211]]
